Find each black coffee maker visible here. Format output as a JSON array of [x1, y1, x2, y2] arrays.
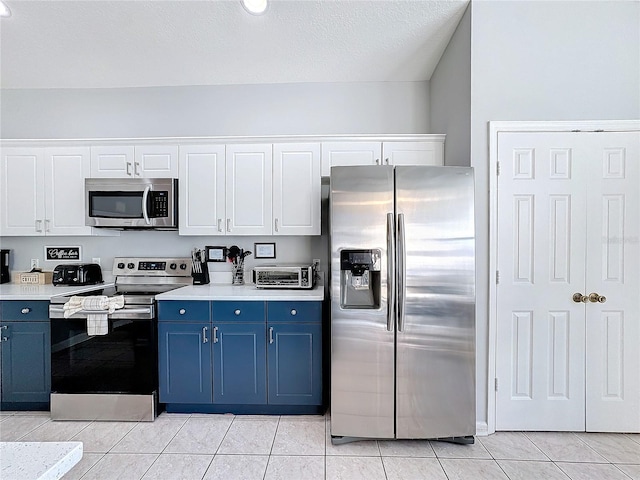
[[1, 249, 10, 284]]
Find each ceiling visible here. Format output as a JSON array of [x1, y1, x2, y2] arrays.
[[0, 0, 469, 90]]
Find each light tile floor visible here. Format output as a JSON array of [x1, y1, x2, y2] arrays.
[[1, 411, 639, 479]]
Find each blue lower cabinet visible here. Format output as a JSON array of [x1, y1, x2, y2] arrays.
[[213, 323, 267, 404], [1, 321, 51, 404], [158, 322, 212, 404], [268, 323, 322, 405]]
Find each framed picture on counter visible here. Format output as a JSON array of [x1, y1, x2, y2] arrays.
[[254, 242, 276, 259]]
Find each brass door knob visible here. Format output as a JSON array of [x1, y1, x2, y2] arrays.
[[589, 293, 607, 303], [573, 293, 587, 303]]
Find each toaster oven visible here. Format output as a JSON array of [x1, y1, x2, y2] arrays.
[[253, 265, 316, 289]]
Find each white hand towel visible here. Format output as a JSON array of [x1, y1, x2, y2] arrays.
[[87, 313, 109, 335], [60, 295, 125, 335]]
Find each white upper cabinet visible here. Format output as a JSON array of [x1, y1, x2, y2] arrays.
[[178, 145, 226, 236], [0, 146, 92, 236], [225, 144, 273, 236], [321, 138, 445, 175], [91, 145, 178, 178], [382, 141, 444, 166], [273, 143, 321, 236], [321, 142, 381, 176]]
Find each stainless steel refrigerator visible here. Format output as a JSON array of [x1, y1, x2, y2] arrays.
[[330, 165, 475, 442]]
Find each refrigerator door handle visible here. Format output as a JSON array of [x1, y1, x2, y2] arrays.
[[387, 212, 395, 331], [397, 213, 406, 332]]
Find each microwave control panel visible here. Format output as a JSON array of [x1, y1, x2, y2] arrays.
[[150, 191, 169, 218]]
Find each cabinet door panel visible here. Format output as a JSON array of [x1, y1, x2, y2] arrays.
[[320, 142, 381, 176], [267, 301, 321, 323], [136, 145, 178, 178], [1, 322, 51, 403], [212, 301, 265, 323], [268, 323, 322, 405], [90, 146, 135, 177], [158, 323, 212, 404], [213, 323, 266, 404], [273, 143, 321, 235], [382, 141, 444, 166], [225, 144, 272, 235], [45, 147, 92, 235], [158, 301, 211, 322], [179, 145, 226, 235], [0, 148, 44, 235]]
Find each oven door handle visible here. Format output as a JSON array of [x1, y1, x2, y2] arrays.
[[49, 306, 153, 316]]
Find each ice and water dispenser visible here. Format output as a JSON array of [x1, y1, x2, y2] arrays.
[[340, 249, 381, 309]]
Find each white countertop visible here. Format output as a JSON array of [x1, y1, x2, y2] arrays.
[[156, 283, 325, 301], [0, 441, 82, 480], [0, 282, 115, 301]]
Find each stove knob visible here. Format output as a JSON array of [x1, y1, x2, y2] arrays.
[[127, 263, 135, 269], [117, 262, 125, 269], [170, 263, 177, 270], [179, 263, 187, 270]]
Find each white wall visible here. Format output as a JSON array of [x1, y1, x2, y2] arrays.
[[429, 4, 471, 167], [0, 81, 430, 139], [470, 0, 640, 430]]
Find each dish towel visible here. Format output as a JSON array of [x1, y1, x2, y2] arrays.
[[63, 295, 124, 336]]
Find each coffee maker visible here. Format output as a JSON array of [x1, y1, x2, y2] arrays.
[[1, 249, 10, 284]]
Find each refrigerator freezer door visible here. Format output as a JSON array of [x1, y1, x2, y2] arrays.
[[330, 166, 395, 439], [395, 166, 476, 439]]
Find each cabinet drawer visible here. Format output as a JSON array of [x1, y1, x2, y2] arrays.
[[0, 301, 49, 321], [213, 301, 265, 322], [267, 301, 321, 323], [158, 301, 210, 322]]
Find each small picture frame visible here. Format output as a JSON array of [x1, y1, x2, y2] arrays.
[[205, 246, 227, 262], [254, 242, 276, 259]]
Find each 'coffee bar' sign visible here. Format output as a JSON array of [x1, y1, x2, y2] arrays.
[[45, 246, 81, 262]]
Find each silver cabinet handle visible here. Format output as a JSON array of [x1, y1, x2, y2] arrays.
[[217, 219, 223, 232], [375, 158, 380, 165], [213, 326, 219, 343], [274, 218, 279, 232], [179, 308, 186, 315], [234, 309, 241, 316], [290, 309, 297, 316], [35, 220, 43, 232], [397, 213, 406, 332], [0, 325, 7, 329], [385, 158, 390, 165], [21, 308, 31, 314], [134, 162, 140, 177], [202, 326, 208, 343], [45, 219, 51, 232], [126, 162, 132, 176], [1, 337, 7, 342], [227, 219, 231, 232], [269, 326, 274, 344]]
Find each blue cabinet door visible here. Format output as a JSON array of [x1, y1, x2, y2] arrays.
[[267, 322, 322, 405], [213, 323, 267, 404], [158, 322, 212, 404], [1, 321, 51, 403]]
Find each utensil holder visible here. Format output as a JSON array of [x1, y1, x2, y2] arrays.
[[232, 260, 245, 285], [192, 262, 210, 285]]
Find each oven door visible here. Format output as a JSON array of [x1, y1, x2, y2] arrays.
[[51, 316, 158, 395], [84, 178, 177, 229]]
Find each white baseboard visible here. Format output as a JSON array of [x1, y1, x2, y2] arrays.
[[476, 421, 489, 437]]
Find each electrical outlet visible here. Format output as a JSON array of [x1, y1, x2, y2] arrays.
[[92, 257, 101, 266], [30, 258, 39, 269], [312, 258, 321, 270]]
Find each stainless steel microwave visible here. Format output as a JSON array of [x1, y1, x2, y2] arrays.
[[85, 178, 178, 229]]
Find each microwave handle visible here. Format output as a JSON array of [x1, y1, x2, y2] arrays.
[[142, 185, 151, 225]]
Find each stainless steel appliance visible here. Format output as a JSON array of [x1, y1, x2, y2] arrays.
[[330, 165, 475, 443], [48, 257, 192, 421], [85, 178, 178, 229], [0, 249, 9, 284], [253, 264, 316, 289], [52, 263, 103, 286]]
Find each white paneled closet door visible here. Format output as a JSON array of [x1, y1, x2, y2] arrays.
[[495, 131, 640, 432]]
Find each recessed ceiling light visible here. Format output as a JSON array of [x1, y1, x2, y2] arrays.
[[241, 0, 268, 15], [0, 1, 11, 18]]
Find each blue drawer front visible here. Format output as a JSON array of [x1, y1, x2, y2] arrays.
[[158, 301, 210, 322], [213, 301, 265, 322], [267, 301, 321, 323], [1, 301, 49, 321]]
